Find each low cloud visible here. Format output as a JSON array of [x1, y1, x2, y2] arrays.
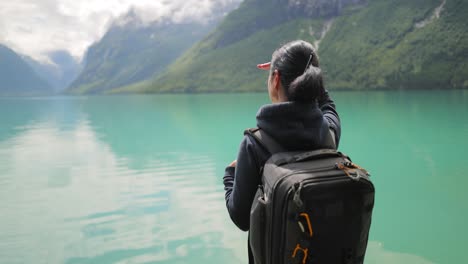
[[0, 0, 241, 62]]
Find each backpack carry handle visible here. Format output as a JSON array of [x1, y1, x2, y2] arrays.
[[270, 149, 344, 166], [292, 149, 343, 163]]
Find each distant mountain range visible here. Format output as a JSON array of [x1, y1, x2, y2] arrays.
[[66, 5, 239, 95], [0, 43, 81, 95], [0, 44, 52, 96], [24, 50, 82, 93], [67, 16, 216, 94], [2, 0, 466, 96]]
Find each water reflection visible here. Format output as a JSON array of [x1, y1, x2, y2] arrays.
[[365, 242, 435, 264], [335, 90, 468, 263], [1, 92, 466, 263], [0, 115, 245, 264]]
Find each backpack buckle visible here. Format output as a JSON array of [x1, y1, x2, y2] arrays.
[[337, 161, 369, 181], [349, 169, 362, 181]]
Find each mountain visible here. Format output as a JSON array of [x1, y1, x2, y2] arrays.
[[0, 44, 52, 96], [24, 50, 82, 92], [131, 0, 467, 92], [66, 11, 219, 94]]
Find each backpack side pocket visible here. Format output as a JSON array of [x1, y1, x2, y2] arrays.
[[249, 186, 267, 264]]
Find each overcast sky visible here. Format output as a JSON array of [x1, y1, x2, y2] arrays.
[[0, 0, 241, 63]]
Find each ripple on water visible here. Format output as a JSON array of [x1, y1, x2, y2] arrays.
[[4, 93, 462, 263], [61, 155, 242, 263], [0, 120, 245, 264]]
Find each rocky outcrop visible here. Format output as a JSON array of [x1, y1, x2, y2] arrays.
[[212, 0, 366, 50], [286, 0, 367, 18], [415, 0, 446, 29]]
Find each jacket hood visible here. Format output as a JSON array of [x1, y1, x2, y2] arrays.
[[256, 102, 331, 150]]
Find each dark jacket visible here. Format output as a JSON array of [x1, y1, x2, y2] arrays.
[[223, 91, 341, 261]]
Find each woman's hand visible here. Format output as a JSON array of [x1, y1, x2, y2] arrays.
[[229, 160, 237, 167]]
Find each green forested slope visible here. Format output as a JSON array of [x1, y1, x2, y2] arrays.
[[320, 0, 468, 89], [134, 0, 467, 93], [142, 19, 325, 93]]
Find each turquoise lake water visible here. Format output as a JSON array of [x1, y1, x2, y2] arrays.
[[0, 91, 467, 264]]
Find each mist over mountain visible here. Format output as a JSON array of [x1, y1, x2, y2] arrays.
[[0, 0, 242, 62], [0, 44, 52, 96], [5, 0, 466, 95], [67, 4, 239, 94], [24, 50, 82, 92]]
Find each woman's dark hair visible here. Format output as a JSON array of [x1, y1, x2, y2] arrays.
[[270, 40, 324, 102]]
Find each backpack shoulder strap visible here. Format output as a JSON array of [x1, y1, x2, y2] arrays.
[[244, 127, 285, 155], [244, 127, 337, 154], [326, 128, 337, 150]]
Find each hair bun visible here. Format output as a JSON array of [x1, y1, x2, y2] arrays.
[[270, 40, 323, 102], [288, 65, 324, 102]]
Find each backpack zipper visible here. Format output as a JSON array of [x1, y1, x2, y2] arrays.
[[267, 168, 340, 264], [268, 166, 372, 263], [267, 164, 336, 262], [279, 175, 374, 263], [271, 175, 347, 263]]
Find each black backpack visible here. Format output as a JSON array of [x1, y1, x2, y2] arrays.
[[245, 128, 375, 264]]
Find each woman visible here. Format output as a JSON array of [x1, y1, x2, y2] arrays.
[[223, 40, 341, 263]]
